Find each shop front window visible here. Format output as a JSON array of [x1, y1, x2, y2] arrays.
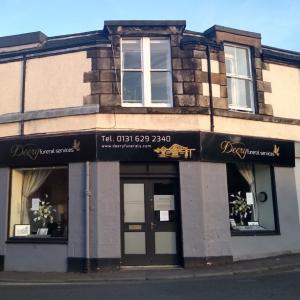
[[226, 163, 277, 233], [9, 166, 68, 239]]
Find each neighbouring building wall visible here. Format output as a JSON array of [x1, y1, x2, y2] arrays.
[[0, 61, 22, 114], [295, 143, 300, 223], [231, 166, 300, 260], [25, 52, 91, 111], [263, 63, 300, 119]]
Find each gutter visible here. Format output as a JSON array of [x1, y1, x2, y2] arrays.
[[206, 45, 215, 132]]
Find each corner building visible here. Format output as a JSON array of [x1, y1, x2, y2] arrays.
[[0, 21, 299, 272]]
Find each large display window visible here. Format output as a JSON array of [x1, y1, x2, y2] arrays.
[[8, 166, 68, 240], [226, 163, 278, 234]]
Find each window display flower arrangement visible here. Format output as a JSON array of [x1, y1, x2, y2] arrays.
[[33, 198, 56, 228], [229, 191, 252, 225]]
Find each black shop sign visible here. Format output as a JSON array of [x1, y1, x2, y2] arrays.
[[200, 132, 295, 167], [0, 133, 96, 167], [97, 131, 200, 161]]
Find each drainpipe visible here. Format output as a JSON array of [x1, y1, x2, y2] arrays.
[[84, 161, 91, 273], [206, 45, 215, 132], [20, 54, 27, 135]]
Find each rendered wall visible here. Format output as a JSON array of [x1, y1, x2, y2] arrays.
[[90, 162, 121, 263], [179, 161, 231, 264], [0, 61, 22, 114], [263, 64, 300, 120], [25, 52, 91, 111]]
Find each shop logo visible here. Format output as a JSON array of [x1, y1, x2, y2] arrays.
[[220, 141, 248, 159], [273, 144, 280, 156], [154, 144, 196, 159], [10, 139, 81, 160], [220, 140, 280, 160]]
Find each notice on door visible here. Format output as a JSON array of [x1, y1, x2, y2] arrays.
[[154, 195, 175, 211]]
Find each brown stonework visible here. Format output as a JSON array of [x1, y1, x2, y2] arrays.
[[182, 58, 202, 70], [100, 94, 121, 106], [213, 97, 228, 109], [255, 58, 262, 69], [183, 82, 202, 95], [173, 70, 194, 82], [173, 82, 183, 94], [196, 95, 209, 107], [87, 48, 113, 58], [97, 58, 113, 70], [255, 68, 263, 80], [193, 50, 207, 59], [170, 34, 182, 46], [195, 71, 208, 83], [219, 74, 227, 86], [256, 80, 272, 93], [91, 82, 112, 94], [171, 46, 193, 58], [259, 103, 273, 116], [219, 62, 226, 74], [214, 31, 261, 48], [211, 73, 221, 85], [175, 95, 196, 106], [257, 91, 265, 103], [209, 52, 218, 61], [172, 58, 182, 70], [218, 51, 225, 63], [112, 82, 121, 94], [100, 70, 118, 82], [83, 71, 100, 83], [83, 94, 100, 105], [262, 62, 270, 70], [220, 86, 227, 98]]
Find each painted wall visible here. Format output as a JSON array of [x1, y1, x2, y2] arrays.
[[25, 52, 91, 111], [263, 64, 300, 119], [5, 244, 67, 272], [179, 161, 231, 262], [90, 162, 121, 261], [214, 115, 300, 142], [295, 143, 300, 224], [0, 123, 20, 137], [231, 166, 300, 260], [68, 163, 86, 259], [0, 61, 22, 114], [22, 113, 300, 143]]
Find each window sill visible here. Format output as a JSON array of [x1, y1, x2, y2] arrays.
[[6, 237, 68, 244], [231, 230, 280, 236]]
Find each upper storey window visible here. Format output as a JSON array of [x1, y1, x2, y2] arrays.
[[224, 44, 254, 112], [121, 38, 172, 107]]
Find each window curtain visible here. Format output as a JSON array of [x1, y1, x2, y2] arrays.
[[21, 169, 52, 224], [237, 164, 258, 221]]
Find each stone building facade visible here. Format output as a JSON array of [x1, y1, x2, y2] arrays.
[[0, 20, 299, 272]]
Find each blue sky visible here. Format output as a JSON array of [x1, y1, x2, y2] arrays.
[[1, 0, 299, 51]]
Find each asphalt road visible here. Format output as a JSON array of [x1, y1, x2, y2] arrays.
[[1, 270, 300, 300]]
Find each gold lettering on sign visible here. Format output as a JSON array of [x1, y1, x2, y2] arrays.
[[220, 141, 248, 159], [273, 144, 280, 156], [154, 144, 196, 159], [73, 139, 80, 151], [10, 144, 40, 160]]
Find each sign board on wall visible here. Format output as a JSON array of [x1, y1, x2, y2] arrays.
[[0, 131, 294, 167], [97, 131, 201, 161], [200, 132, 295, 167]]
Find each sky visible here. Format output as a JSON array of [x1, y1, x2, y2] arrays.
[[1, 0, 299, 51]]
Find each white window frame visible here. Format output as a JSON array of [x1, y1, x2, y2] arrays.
[[121, 37, 173, 107], [224, 43, 254, 112]]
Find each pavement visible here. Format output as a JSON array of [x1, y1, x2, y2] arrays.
[[1, 253, 300, 284]]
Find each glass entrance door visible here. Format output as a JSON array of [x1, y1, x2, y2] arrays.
[[121, 178, 181, 266]]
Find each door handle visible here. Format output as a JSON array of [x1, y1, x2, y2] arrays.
[[151, 222, 156, 231]]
